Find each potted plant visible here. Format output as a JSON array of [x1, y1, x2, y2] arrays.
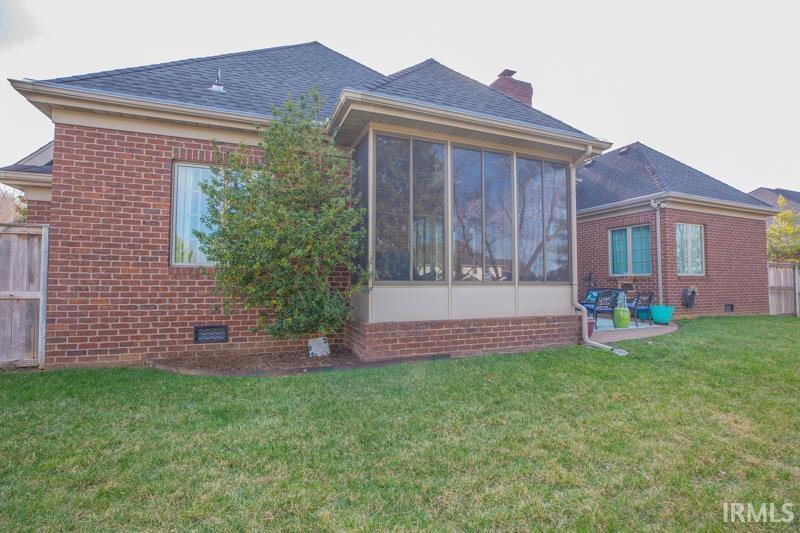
[[650, 300, 675, 325]]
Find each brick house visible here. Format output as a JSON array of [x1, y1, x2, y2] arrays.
[[576, 142, 776, 317], [1, 42, 617, 368]]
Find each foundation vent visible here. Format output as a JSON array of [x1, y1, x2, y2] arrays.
[[724, 304, 735, 313], [194, 325, 229, 343]]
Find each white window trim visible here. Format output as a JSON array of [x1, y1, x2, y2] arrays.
[[608, 224, 651, 277], [170, 161, 214, 267], [676, 223, 705, 276]]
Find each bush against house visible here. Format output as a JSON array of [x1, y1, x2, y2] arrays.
[[197, 91, 367, 339], [767, 195, 800, 263]]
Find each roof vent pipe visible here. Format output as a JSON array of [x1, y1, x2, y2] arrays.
[[209, 68, 225, 92]]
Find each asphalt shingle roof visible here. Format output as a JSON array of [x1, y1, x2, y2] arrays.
[[39, 42, 386, 120], [364, 59, 595, 139], [576, 142, 771, 210], [771, 188, 800, 205], [32, 42, 597, 140], [0, 163, 52, 174]]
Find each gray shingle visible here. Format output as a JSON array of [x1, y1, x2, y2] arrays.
[[364, 59, 596, 140], [34, 43, 598, 140], [0, 163, 52, 174], [39, 42, 387, 119], [577, 142, 771, 210], [770, 188, 800, 206]]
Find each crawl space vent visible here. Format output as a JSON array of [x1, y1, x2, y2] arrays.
[[724, 304, 734, 313], [194, 325, 229, 343]]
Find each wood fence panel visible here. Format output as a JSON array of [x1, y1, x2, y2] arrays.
[[0, 224, 48, 368], [768, 263, 798, 316]]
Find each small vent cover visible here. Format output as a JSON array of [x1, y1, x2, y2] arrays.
[[724, 304, 734, 313], [194, 325, 229, 343]]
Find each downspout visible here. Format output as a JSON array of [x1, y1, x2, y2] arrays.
[[571, 146, 628, 355], [651, 199, 665, 304]]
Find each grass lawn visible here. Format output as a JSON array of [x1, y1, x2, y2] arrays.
[[1, 316, 798, 530]]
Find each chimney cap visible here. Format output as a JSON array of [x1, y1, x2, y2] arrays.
[[498, 69, 517, 78]]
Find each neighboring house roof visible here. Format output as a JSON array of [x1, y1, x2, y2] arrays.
[[363, 59, 594, 140], [748, 187, 800, 211], [28, 42, 598, 141], [0, 141, 53, 175], [0, 164, 52, 174], [576, 142, 772, 211]]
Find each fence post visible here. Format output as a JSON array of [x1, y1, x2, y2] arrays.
[[38, 225, 49, 369], [795, 264, 799, 318]]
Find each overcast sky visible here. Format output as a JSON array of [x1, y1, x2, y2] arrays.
[[1, 0, 798, 192]]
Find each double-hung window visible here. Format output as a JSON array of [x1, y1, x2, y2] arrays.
[[172, 163, 212, 265], [609, 225, 651, 275], [676, 223, 704, 275]]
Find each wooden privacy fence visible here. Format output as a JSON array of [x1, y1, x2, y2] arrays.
[[0, 224, 49, 368], [768, 262, 799, 316]]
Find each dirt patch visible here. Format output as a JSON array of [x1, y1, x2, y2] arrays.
[[149, 345, 359, 376]]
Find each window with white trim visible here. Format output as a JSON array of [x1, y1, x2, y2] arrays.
[[676, 223, 704, 275], [172, 163, 212, 265], [609, 225, 651, 275]]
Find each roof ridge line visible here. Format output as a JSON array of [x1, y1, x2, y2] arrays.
[[364, 58, 437, 91], [41, 41, 322, 84], [632, 142, 669, 193], [312, 41, 386, 78]]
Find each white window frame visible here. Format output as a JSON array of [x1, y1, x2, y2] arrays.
[[676, 223, 705, 276], [170, 162, 214, 267], [608, 224, 651, 276]]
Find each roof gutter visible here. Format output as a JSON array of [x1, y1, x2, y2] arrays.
[[577, 191, 778, 218], [0, 170, 52, 187], [10, 79, 272, 132], [331, 89, 612, 153]]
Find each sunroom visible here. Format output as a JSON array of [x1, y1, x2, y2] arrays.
[[332, 90, 609, 325]]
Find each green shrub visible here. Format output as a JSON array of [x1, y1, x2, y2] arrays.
[[197, 90, 367, 338]]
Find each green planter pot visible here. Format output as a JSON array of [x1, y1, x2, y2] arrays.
[[613, 307, 631, 329], [650, 305, 674, 325]]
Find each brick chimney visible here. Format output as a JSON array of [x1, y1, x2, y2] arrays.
[[489, 69, 533, 106]]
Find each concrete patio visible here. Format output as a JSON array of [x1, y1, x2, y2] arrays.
[[591, 317, 678, 343]]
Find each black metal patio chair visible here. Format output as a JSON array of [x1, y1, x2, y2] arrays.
[[592, 290, 619, 325], [627, 291, 654, 327]]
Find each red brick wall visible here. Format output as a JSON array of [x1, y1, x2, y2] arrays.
[[26, 199, 51, 225], [577, 207, 769, 317], [659, 208, 768, 316], [44, 122, 583, 368], [577, 210, 658, 298], [346, 315, 581, 361], [45, 123, 322, 368]]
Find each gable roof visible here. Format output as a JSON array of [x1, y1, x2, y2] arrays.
[[363, 59, 595, 140], [0, 141, 53, 175], [25, 42, 599, 142], [749, 187, 800, 210], [576, 142, 771, 211]]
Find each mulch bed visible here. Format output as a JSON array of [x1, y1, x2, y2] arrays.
[[149, 345, 360, 377], [148, 346, 452, 377]]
